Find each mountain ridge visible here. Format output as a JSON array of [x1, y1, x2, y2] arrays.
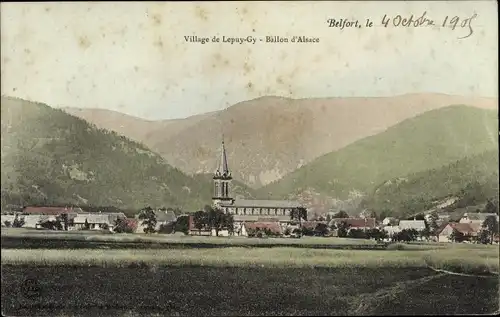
[[256, 105, 498, 213], [63, 93, 498, 188]]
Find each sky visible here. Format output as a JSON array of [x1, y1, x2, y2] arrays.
[[1, 1, 498, 120]]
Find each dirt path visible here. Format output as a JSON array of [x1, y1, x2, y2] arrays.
[[351, 272, 446, 315], [427, 265, 499, 279]]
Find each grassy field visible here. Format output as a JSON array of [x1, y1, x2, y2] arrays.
[[2, 229, 499, 315], [1, 265, 498, 316], [2, 243, 499, 273], [1, 228, 377, 244], [1, 228, 390, 250]]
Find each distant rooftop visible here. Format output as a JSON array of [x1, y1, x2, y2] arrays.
[[222, 199, 301, 208]]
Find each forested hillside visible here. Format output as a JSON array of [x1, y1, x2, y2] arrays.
[[0, 96, 253, 212], [258, 105, 498, 208], [363, 150, 499, 217]]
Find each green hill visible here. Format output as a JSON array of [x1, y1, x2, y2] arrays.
[[0, 96, 253, 212], [364, 150, 499, 217], [257, 105, 498, 203]]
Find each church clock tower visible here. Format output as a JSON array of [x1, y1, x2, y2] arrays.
[[212, 139, 234, 207]]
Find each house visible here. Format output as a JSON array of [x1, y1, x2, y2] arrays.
[[436, 222, 481, 242], [398, 220, 426, 231], [459, 213, 499, 226], [240, 221, 282, 237], [72, 213, 126, 230], [329, 218, 376, 230], [382, 225, 401, 239], [210, 140, 306, 231], [382, 217, 398, 226], [1, 214, 58, 229]]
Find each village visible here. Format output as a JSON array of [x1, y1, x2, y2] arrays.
[[2, 201, 499, 245], [1, 140, 499, 245]]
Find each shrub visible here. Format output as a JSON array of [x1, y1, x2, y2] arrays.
[[158, 222, 175, 234]]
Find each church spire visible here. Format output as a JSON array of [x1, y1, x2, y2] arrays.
[[217, 136, 230, 177]]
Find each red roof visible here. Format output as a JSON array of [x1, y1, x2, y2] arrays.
[[332, 218, 376, 228], [438, 222, 481, 236], [244, 222, 282, 235], [22, 206, 80, 215], [450, 223, 481, 235]]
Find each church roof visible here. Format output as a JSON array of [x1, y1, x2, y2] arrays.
[[222, 199, 301, 208], [233, 215, 291, 222]]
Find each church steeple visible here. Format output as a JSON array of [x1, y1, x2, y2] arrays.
[[216, 136, 230, 177], [213, 137, 233, 206]]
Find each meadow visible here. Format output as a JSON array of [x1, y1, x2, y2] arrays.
[[1, 228, 388, 250], [1, 228, 499, 316]]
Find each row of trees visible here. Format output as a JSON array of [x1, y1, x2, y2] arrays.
[[192, 205, 234, 236]]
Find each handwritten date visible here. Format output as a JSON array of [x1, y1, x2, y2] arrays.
[[381, 11, 477, 39]]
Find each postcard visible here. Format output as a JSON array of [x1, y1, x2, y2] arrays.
[[1, 1, 498, 316]]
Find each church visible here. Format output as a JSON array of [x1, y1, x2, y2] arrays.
[[212, 139, 304, 231]]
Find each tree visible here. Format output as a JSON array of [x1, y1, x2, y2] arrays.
[[12, 215, 25, 228], [290, 207, 308, 225], [174, 215, 190, 235], [326, 214, 332, 222], [158, 222, 175, 234], [54, 216, 64, 230], [193, 210, 207, 234], [449, 228, 465, 243], [420, 226, 431, 241], [314, 223, 329, 237], [138, 206, 157, 234], [4, 220, 12, 227], [206, 205, 225, 236], [393, 229, 418, 243], [332, 210, 349, 219], [348, 229, 366, 239], [478, 229, 490, 244], [223, 213, 235, 236], [301, 226, 314, 236], [366, 228, 388, 242], [337, 221, 349, 238], [482, 215, 499, 245], [484, 200, 498, 214], [292, 228, 302, 238], [61, 213, 69, 231], [84, 218, 90, 230], [114, 218, 134, 233]]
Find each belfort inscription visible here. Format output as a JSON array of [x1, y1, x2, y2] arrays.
[[184, 11, 479, 45], [326, 11, 478, 39]]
